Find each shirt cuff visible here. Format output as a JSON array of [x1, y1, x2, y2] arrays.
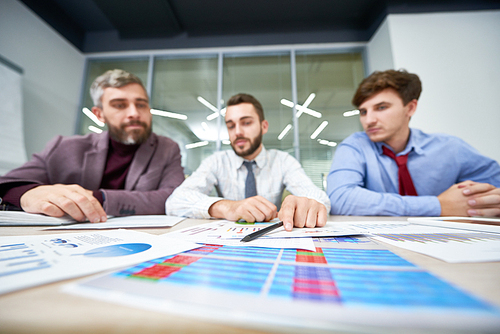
[[197, 197, 225, 219], [93, 190, 104, 205], [405, 195, 441, 216], [1, 184, 41, 209]]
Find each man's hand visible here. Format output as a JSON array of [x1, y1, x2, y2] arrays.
[[437, 181, 472, 216], [278, 195, 327, 231], [208, 196, 278, 223], [460, 182, 500, 217], [20, 184, 107, 223]]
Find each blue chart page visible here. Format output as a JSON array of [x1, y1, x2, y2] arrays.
[[66, 236, 500, 332]]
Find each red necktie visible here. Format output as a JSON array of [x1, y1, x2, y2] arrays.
[[382, 146, 418, 196]]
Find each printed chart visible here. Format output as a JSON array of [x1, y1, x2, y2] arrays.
[[372, 232, 500, 263], [0, 230, 198, 295], [161, 220, 316, 250], [0, 243, 51, 277], [376, 232, 500, 243], [312, 236, 375, 245], [67, 243, 500, 332]]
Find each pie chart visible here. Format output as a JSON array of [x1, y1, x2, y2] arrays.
[[83, 243, 152, 257]]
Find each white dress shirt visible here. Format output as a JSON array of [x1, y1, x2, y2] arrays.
[[166, 146, 331, 218]]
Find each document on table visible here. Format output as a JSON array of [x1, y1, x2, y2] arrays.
[[45, 215, 185, 230], [0, 211, 77, 226], [371, 231, 500, 263], [64, 238, 500, 333], [258, 220, 459, 238], [0, 211, 185, 229], [408, 216, 500, 234], [0, 229, 199, 295], [223, 221, 364, 239], [160, 220, 316, 251], [324, 219, 500, 263]]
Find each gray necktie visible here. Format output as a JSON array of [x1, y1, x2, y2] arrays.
[[243, 161, 257, 198]]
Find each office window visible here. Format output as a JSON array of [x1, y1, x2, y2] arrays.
[[222, 53, 293, 154], [151, 55, 218, 174], [295, 52, 364, 189], [79, 58, 149, 135], [79, 48, 365, 182]]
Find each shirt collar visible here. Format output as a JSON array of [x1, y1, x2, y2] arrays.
[[233, 145, 267, 170], [375, 129, 424, 156]]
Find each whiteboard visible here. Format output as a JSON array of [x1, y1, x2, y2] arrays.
[[0, 56, 26, 175]]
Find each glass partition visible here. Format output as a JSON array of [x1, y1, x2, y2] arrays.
[[222, 53, 293, 154], [295, 52, 364, 189], [151, 55, 218, 174], [80, 48, 365, 181]]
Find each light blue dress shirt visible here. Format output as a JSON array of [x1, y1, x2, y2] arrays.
[[327, 129, 500, 216]]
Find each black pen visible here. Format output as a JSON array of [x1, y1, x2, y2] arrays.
[[240, 221, 284, 242]]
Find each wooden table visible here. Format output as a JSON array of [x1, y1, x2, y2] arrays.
[[1, 216, 499, 334]]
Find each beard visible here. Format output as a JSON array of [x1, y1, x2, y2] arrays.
[[107, 119, 152, 145], [231, 130, 263, 158]]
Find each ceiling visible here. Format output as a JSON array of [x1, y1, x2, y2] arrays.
[[19, 0, 500, 53]]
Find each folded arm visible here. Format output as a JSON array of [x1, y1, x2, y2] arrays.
[[327, 144, 441, 216]]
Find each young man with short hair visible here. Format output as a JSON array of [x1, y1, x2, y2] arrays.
[[166, 93, 330, 230], [327, 69, 500, 217]]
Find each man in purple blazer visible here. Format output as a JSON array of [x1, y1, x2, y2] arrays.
[[0, 69, 184, 222]]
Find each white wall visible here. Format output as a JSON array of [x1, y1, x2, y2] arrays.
[[366, 10, 500, 163], [0, 0, 85, 159], [365, 19, 394, 74], [0, 61, 26, 175]]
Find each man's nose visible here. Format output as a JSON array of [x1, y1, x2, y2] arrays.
[[234, 123, 243, 136], [126, 104, 140, 118], [365, 110, 377, 124]]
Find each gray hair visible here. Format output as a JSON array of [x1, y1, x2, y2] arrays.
[[90, 69, 146, 107]]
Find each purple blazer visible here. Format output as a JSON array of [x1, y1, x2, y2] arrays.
[[0, 132, 185, 216]]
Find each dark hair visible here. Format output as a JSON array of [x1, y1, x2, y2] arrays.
[[352, 69, 422, 107], [226, 93, 265, 122]]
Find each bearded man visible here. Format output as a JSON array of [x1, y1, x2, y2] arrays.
[[166, 93, 330, 231], [0, 69, 184, 222]]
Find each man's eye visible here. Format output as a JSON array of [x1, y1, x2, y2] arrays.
[[359, 110, 366, 116], [113, 103, 126, 109], [377, 105, 387, 111]]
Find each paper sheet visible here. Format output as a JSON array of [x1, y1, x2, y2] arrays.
[[160, 220, 316, 251], [0, 211, 76, 226], [63, 243, 500, 332], [220, 221, 363, 239], [371, 231, 500, 263], [0, 229, 199, 295], [408, 217, 500, 234], [265, 220, 459, 238], [45, 215, 185, 230]]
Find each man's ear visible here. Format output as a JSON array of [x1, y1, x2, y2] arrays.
[[261, 120, 269, 135], [91, 106, 106, 123], [406, 99, 418, 118]]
